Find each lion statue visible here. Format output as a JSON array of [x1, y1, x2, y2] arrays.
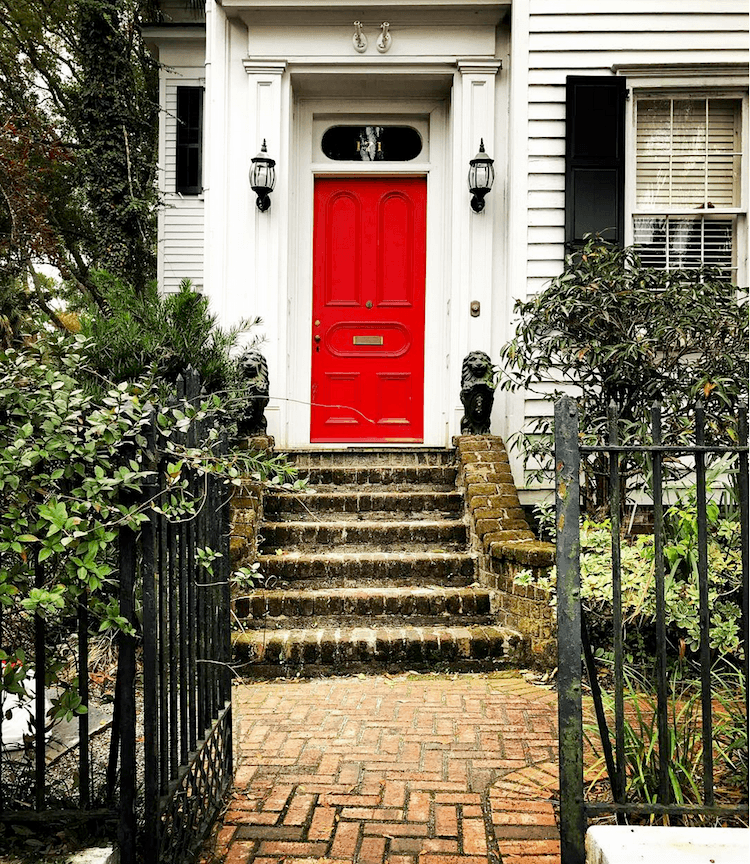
[[236, 348, 269, 437], [460, 351, 495, 435]]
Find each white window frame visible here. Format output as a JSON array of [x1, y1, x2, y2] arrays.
[[615, 64, 749, 287]]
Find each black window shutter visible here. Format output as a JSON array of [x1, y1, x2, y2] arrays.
[[565, 76, 626, 247], [176, 87, 203, 195]]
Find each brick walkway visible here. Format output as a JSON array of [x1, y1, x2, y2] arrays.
[[205, 672, 561, 864]]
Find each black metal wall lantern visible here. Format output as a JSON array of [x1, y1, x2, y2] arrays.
[[249, 140, 276, 212], [468, 139, 494, 212]]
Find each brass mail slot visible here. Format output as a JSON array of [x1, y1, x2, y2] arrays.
[[353, 335, 383, 346]]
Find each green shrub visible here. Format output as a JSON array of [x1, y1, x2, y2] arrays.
[[0, 332, 287, 725], [76, 273, 256, 403], [499, 236, 748, 510], [585, 665, 747, 814], [516, 503, 743, 663]]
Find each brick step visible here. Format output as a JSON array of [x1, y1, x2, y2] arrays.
[[255, 551, 476, 584], [287, 448, 455, 468], [233, 585, 497, 621], [297, 465, 457, 487], [263, 489, 464, 516], [232, 624, 525, 670], [239, 613, 498, 631], [259, 520, 468, 551]]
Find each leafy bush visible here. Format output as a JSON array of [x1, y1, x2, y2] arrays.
[[499, 237, 748, 509], [75, 273, 255, 402], [516, 504, 743, 663], [0, 332, 285, 724]]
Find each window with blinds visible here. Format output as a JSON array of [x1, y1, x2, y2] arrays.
[[634, 97, 742, 276]]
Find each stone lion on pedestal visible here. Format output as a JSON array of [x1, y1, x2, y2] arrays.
[[236, 348, 269, 437], [460, 351, 495, 435]]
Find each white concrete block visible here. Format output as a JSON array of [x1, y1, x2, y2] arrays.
[[586, 826, 749, 864], [67, 847, 117, 864]]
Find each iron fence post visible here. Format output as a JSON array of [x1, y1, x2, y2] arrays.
[[555, 395, 585, 864], [141, 410, 160, 864], [117, 520, 138, 864]]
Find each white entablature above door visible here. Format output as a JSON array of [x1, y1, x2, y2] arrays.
[[219, 1, 511, 29]]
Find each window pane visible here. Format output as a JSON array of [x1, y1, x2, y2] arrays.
[[176, 87, 203, 194], [322, 126, 422, 161], [636, 98, 741, 209], [634, 215, 734, 276]]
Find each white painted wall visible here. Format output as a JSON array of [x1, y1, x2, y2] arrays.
[[161, 71, 205, 293], [506, 0, 749, 499], [150, 2, 749, 495], [148, 31, 207, 294]]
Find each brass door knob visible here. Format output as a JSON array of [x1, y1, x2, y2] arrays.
[[314, 334, 321, 343]]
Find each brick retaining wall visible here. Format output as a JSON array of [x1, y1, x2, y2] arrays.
[[454, 435, 556, 669], [229, 435, 274, 571]]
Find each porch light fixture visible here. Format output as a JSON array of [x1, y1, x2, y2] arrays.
[[468, 139, 494, 213], [249, 140, 276, 212]]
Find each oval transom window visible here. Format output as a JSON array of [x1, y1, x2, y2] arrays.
[[322, 126, 423, 161]]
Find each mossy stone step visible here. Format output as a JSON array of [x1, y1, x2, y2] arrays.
[[232, 624, 525, 670], [298, 464, 457, 487], [259, 519, 468, 551], [233, 585, 497, 621], [288, 448, 455, 468], [255, 550, 476, 584], [262, 489, 464, 515]]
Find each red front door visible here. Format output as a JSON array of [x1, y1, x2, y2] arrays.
[[311, 177, 426, 443]]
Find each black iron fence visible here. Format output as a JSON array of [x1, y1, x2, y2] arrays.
[[555, 395, 749, 864], [0, 369, 234, 864]]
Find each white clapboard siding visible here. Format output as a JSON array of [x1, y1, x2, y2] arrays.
[[159, 71, 205, 294], [518, 1, 748, 483]]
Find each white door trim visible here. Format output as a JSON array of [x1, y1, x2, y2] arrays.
[[286, 96, 450, 448]]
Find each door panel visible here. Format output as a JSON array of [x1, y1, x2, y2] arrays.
[[311, 177, 426, 443]]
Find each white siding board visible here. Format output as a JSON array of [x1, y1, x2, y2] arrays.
[[527, 259, 564, 278], [528, 208, 564, 227], [530, 32, 749, 52], [529, 119, 565, 139], [528, 172, 564, 191], [159, 68, 205, 294], [529, 243, 566, 262], [529, 85, 566, 102], [529, 50, 748, 69], [530, 0, 746, 14], [528, 226, 565, 245], [528, 138, 565, 157], [531, 14, 749, 33], [529, 101, 565, 121], [528, 157, 566, 175], [528, 69, 611, 85], [528, 190, 565, 209]]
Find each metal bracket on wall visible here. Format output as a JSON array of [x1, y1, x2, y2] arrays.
[[377, 22, 392, 53], [352, 21, 368, 53]]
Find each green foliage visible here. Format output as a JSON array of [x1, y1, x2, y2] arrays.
[[585, 666, 747, 814], [499, 237, 748, 506], [515, 503, 743, 662], [0, 1, 159, 302], [75, 274, 256, 403], [0, 331, 289, 726]]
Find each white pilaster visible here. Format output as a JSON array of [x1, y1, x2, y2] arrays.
[[204, 1, 228, 319], [504, 0, 531, 481], [241, 58, 290, 440], [450, 59, 502, 432]]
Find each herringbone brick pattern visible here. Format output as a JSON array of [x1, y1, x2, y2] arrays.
[[203, 673, 561, 864]]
